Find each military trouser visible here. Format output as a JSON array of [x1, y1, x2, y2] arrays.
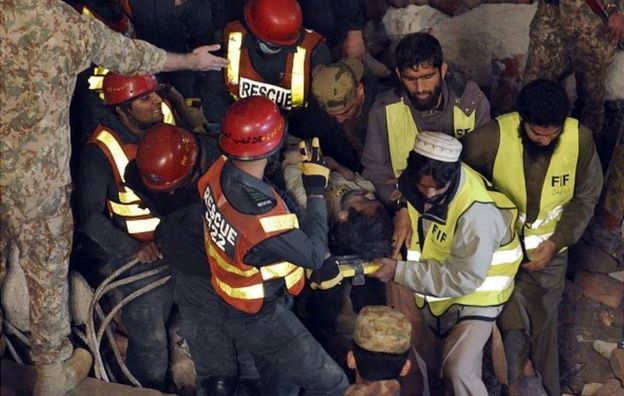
[[523, 1, 616, 135], [0, 184, 73, 365], [174, 269, 349, 396], [499, 251, 568, 396]]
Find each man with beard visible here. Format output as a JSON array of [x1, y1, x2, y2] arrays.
[[76, 73, 176, 390], [361, 32, 491, 209], [371, 132, 522, 396], [460, 79, 603, 395]]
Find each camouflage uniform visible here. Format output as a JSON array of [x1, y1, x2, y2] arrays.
[[523, 0, 620, 135], [0, 0, 166, 365], [346, 306, 411, 396]]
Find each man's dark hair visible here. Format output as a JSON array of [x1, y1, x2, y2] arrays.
[[352, 343, 409, 381], [401, 151, 460, 188], [395, 33, 443, 72], [331, 207, 393, 260], [516, 79, 569, 127]]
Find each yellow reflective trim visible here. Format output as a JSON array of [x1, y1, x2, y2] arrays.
[[491, 245, 523, 266], [406, 250, 421, 261], [126, 217, 160, 234], [118, 190, 141, 203], [291, 46, 306, 108], [162, 102, 176, 125], [386, 99, 419, 178], [81, 6, 94, 17], [260, 262, 299, 280], [259, 214, 299, 233], [208, 244, 259, 277], [95, 130, 142, 202], [415, 275, 514, 302], [88, 66, 109, 91], [284, 267, 305, 289], [214, 276, 265, 299], [452, 106, 476, 137], [227, 32, 243, 85], [108, 200, 152, 216], [338, 262, 380, 277]]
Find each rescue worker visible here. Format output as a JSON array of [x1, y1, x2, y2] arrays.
[[200, 0, 332, 122], [289, 57, 391, 172], [192, 96, 349, 395], [460, 79, 603, 395], [371, 132, 523, 396], [124, 124, 263, 395], [362, 32, 491, 209], [346, 306, 412, 396], [76, 73, 175, 390]]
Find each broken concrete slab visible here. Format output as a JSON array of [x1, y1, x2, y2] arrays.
[[575, 271, 624, 309]]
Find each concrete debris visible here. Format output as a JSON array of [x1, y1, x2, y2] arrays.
[[582, 382, 606, 396], [590, 379, 624, 396], [575, 271, 624, 309], [592, 340, 618, 359], [69, 271, 94, 327], [610, 271, 624, 283], [598, 310, 614, 327], [611, 349, 624, 382], [570, 244, 619, 274]]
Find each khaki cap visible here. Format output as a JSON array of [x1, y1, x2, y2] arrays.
[[312, 58, 364, 114], [353, 306, 412, 354]]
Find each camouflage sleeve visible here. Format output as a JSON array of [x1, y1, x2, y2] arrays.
[[549, 126, 603, 250], [65, 1, 167, 75]]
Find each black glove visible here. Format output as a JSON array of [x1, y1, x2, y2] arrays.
[[300, 137, 330, 196], [308, 255, 344, 290]]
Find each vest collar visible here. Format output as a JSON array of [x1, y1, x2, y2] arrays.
[[221, 159, 277, 215]]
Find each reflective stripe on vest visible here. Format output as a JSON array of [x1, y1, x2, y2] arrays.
[[198, 157, 305, 313], [93, 129, 160, 238], [407, 165, 522, 317], [225, 28, 308, 110], [386, 99, 477, 178], [493, 112, 579, 253]]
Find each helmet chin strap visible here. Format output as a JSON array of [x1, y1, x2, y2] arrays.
[[258, 40, 282, 55]]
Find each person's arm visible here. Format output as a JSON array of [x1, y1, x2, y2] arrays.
[[549, 127, 604, 250], [70, 2, 227, 75], [199, 71, 233, 123], [460, 120, 500, 180], [467, 82, 492, 128], [361, 100, 397, 205], [77, 145, 140, 258], [393, 203, 508, 297], [243, 196, 329, 270]]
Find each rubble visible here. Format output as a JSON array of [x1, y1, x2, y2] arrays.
[[575, 271, 624, 309], [611, 349, 624, 383]]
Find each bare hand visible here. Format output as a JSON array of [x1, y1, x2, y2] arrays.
[[522, 240, 557, 271], [342, 30, 366, 60], [392, 207, 412, 258], [369, 257, 398, 282], [132, 242, 162, 264], [608, 12, 624, 44], [191, 45, 229, 71]]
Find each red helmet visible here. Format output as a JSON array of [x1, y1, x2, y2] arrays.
[[136, 124, 199, 192], [102, 73, 158, 105], [244, 0, 303, 46], [220, 96, 285, 160]]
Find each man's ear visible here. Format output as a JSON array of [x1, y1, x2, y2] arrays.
[[347, 350, 357, 370], [356, 82, 365, 98], [440, 62, 448, 79], [400, 358, 411, 377], [336, 209, 350, 222]]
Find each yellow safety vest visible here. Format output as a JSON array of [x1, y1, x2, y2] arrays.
[[406, 165, 522, 317], [91, 127, 160, 242], [493, 112, 579, 253], [386, 99, 477, 178]]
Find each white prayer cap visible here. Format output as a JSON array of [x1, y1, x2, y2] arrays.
[[413, 131, 462, 163]]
